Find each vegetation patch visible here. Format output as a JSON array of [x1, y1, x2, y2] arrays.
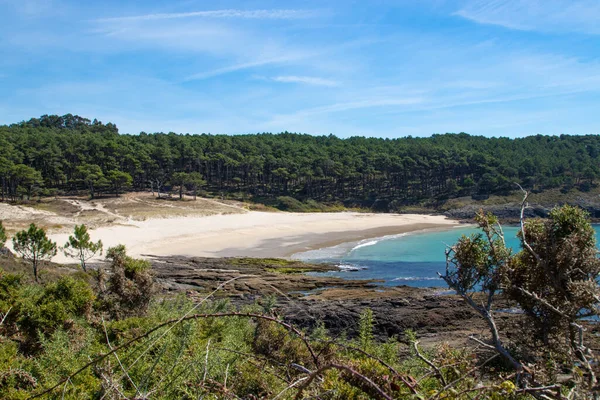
[[0, 203, 599, 398]]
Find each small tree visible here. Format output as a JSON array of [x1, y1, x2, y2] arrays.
[[0, 221, 6, 248], [171, 172, 189, 200], [505, 203, 600, 385], [62, 224, 103, 271], [98, 245, 154, 319], [77, 164, 107, 199], [188, 172, 206, 200], [443, 192, 600, 391], [441, 211, 520, 371], [12, 224, 57, 282], [106, 170, 132, 197]]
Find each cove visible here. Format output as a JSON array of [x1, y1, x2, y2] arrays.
[[294, 225, 600, 288]]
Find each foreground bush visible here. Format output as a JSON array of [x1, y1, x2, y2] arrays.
[[0, 203, 598, 398]]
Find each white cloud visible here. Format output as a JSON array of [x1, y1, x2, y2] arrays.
[[184, 58, 296, 81], [97, 9, 318, 23], [271, 75, 339, 87], [454, 0, 600, 34]]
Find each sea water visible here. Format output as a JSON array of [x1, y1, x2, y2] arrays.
[[294, 225, 600, 288]]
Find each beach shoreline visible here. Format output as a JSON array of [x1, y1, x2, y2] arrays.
[[41, 211, 460, 263]]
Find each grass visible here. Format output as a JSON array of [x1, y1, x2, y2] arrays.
[[264, 267, 309, 274], [229, 257, 296, 267]]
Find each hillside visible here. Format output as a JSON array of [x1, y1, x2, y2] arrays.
[[2, 114, 600, 213]]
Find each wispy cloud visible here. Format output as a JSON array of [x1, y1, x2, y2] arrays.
[[454, 0, 600, 34], [271, 75, 339, 87], [97, 9, 318, 22], [183, 55, 311, 81], [265, 96, 425, 128]]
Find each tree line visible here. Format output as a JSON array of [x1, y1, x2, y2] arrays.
[[1, 114, 599, 208]]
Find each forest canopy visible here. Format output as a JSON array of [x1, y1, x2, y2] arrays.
[[1, 114, 598, 207]]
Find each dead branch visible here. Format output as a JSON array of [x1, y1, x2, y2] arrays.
[[293, 363, 393, 400], [515, 183, 541, 264], [101, 316, 139, 394], [29, 311, 318, 399], [0, 306, 11, 326], [314, 338, 421, 396], [430, 353, 500, 400], [439, 272, 523, 373], [413, 340, 447, 386]]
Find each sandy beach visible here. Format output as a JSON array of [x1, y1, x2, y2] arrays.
[[0, 195, 458, 263], [44, 211, 458, 263]]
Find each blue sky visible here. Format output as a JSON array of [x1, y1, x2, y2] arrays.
[[1, 0, 599, 137]]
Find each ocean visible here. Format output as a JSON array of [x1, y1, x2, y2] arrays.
[[293, 225, 600, 288]]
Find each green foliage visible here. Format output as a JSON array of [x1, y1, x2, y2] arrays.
[[76, 163, 106, 199], [0, 221, 6, 248], [358, 308, 374, 351], [506, 205, 600, 352], [4, 113, 600, 205], [63, 224, 103, 271], [9, 164, 44, 200], [0, 263, 572, 399], [17, 276, 94, 339], [12, 223, 57, 282], [446, 204, 600, 391], [98, 245, 154, 319], [106, 169, 132, 197]]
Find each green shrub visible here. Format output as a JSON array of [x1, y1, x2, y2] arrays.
[[276, 196, 307, 211], [99, 245, 155, 319], [18, 276, 94, 339]]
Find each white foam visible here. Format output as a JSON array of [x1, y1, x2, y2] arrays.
[[337, 264, 367, 271], [350, 233, 408, 252], [392, 276, 442, 281], [351, 240, 379, 251]]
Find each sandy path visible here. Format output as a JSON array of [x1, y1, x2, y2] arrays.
[[42, 212, 459, 263]]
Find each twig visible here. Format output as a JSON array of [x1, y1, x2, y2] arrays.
[[294, 363, 393, 400], [272, 376, 309, 400], [101, 316, 139, 394], [468, 336, 496, 351], [29, 311, 316, 399], [202, 338, 211, 385], [413, 340, 447, 386], [515, 183, 541, 264], [430, 353, 500, 400], [0, 306, 11, 325], [314, 338, 421, 396]]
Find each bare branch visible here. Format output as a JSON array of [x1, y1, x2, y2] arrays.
[[468, 336, 496, 351], [413, 340, 447, 386], [430, 353, 500, 400], [515, 183, 541, 264], [439, 272, 523, 373], [202, 338, 211, 385], [0, 306, 11, 326], [294, 363, 393, 400], [29, 311, 319, 399], [101, 316, 139, 394]]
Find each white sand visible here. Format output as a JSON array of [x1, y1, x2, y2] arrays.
[[41, 212, 458, 263]]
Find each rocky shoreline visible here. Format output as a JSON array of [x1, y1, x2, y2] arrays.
[[148, 255, 519, 347]]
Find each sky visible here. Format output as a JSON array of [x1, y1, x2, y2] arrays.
[[1, 0, 600, 138]]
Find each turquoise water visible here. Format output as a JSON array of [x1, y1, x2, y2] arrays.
[[294, 225, 600, 288]]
